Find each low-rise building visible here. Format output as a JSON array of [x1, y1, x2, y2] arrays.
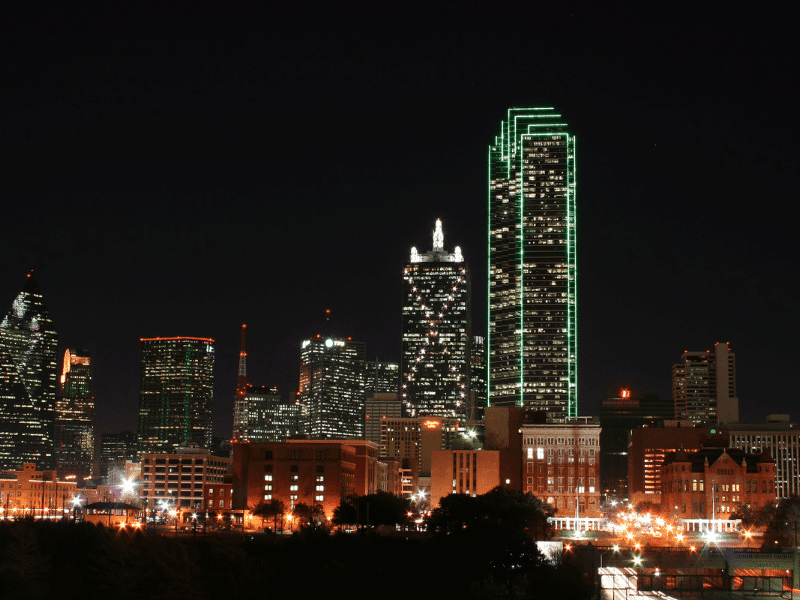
[[430, 449, 500, 506], [521, 417, 602, 517], [661, 447, 775, 520], [139, 445, 231, 512], [231, 439, 379, 519], [0, 463, 77, 519]]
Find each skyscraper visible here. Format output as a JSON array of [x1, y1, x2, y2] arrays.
[[298, 336, 366, 438], [401, 219, 471, 420], [55, 348, 95, 480], [488, 108, 577, 419], [234, 385, 301, 442], [138, 337, 215, 454], [0, 270, 58, 470], [673, 342, 738, 425]]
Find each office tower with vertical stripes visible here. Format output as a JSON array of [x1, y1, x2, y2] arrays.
[[138, 337, 215, 454], [488, 108, 577, 419]]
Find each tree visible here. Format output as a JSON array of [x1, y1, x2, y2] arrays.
[[762, 496, 800, 548], [332, 497, 358, 527], [291, 503, 313, 528], [332, 492, 410, 528], [251, 499, 285, 530]]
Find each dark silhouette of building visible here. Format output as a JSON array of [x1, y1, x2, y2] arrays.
[[599, 388, 673, 499]]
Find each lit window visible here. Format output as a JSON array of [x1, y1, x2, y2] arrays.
[[290, 485, 298, 491], [315, 495, 324, 502], [264, 494, 272, 500]]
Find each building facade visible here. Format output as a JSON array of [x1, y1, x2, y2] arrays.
[[100, 431, 137, 484], [599, 389, 673, 500], [364, 361, 399, 396], [401, 219, 471, 421], [673, 342, 738, 425], [139, 445, 231, 510], [627, 422, 716, 505], [365, 393, 402, 452], [488, 108, 577, 419], [298, 336, 366, 439], [138, 337, 215, 455], [233, 385, 301, 443], [661, 448, 775, 520], [231, 439, 379, 519], [0, 463, 77, 518], [521, 418, 601, 517], [430, 449, 501, 507], [0, 271, 58, 470], [728, 415, 800, 499], [55, 348, 95, 480]]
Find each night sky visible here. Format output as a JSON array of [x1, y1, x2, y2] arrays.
[[2, 4, 797, 439]]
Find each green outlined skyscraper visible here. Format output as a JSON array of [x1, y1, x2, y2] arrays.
[[488, 108, 577, 419]]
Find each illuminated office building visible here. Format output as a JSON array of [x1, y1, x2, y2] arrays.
[[298, 336, 366, 439], [673, 342, 738, 425], [488, 108, 577, 419], [0, 270, 58, 470], [364, 360, 399, 395], [138, 337, 215, 454], [401, 219, 471, 420], [55, 348, 95, 480], [233, 385, 301, 442]]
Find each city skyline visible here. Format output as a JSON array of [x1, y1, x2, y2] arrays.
[[2, 5, 797, 440]]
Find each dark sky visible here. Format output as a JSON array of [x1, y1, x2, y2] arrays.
[[2, 3, 797, 439]]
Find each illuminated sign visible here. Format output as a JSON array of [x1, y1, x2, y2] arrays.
[[423, 420, 440, 430]]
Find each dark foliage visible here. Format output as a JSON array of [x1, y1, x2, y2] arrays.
[[0, 516, 590, 599], [332, 491, 411, 527], [761, 496, 800, 548]]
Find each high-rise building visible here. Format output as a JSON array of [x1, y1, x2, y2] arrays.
[[233, 385, 301, 442], [99, 430, 137, 483], [599, 389, 673, 499], [488, 108, 577, 420], [138, 337, 215, 455], [0, 270, 58, 470], [364, 360, 399, 396], [55, 348, 95, 480], [298, 336, 366, 438], [401, 219, 471, 420], [728, 415, 800, 499], [673, 342, 738, 425]]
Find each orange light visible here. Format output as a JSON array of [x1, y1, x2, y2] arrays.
[[423, 420, 440, 430]]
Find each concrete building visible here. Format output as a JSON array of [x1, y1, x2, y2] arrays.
[[365, 393, 401, 452], [139, 445, 231, 511], [673, 342, 738, 425], [380, 415, 464, 496], [728, 415, 800, 499], [231, 439, 379, 520], [521, 417, 602, 516], [298, 336, 366, 439]]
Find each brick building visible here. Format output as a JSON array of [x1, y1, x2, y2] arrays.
[[661, 448, 775, 520], [521, 417, 602, 517], [430, 449, 501, 506], [232, 439, 379, 519], [139, 445, 231, 511], [0, 463, 77, 518], [627, 421, 716, 505]]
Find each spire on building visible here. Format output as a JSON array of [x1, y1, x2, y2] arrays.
[[433, 218, 444, 251]]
